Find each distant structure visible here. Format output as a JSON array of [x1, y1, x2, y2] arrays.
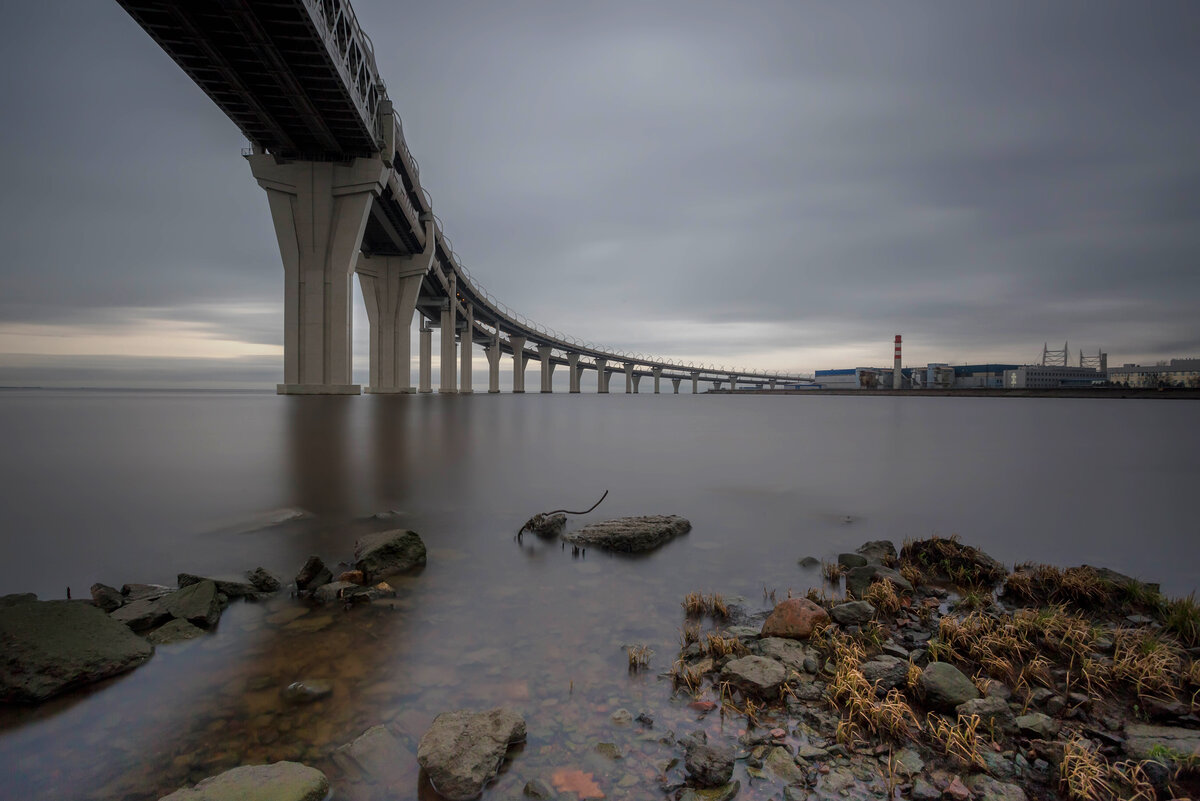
[[1041, 342, 1069, 367], [893, 335, 903, 390], [1079, 350, 1107, 372], [1108, 358, 1200, 388]]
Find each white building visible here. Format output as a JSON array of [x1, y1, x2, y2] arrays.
[[1002, 365, 1103, 388]]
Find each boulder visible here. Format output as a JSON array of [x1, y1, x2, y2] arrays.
[[335, 570, 365, 585], [680, 782, 740, 801], [763, 746, 805, 784], [798, 556, 820, 568], [0, 593, 37, 608], [761, 598, 830, 639], [416, 707, 526, 801], [562, 515, 691, 552], [0, 600, 154, 702], [523, 512, 567, 539], [121, 583, 174, 602], [859, 656, 908, 691], [845, 565, 913, 598], [158, 761, 328, 801], [147, 619, 205, 645], [335, 725, 409, 787], [1125, 723, 1200, 761], [837, 553, 868, 569], [1015, 712, 1059, 739], [755, 637, 813, 673], [313, 581, 357, 604], [830, 600, 875, 626], [964, 775, 1028, 801], [294, 557, 332, 591], [245, 567, 282, 593], [856, 540, 897, 565], [178, 573, 260, 599], [109, 594, 173, 632], [355, 530, 427, 580], [685, 739, 734, 787], [719, 656, 787, 697], [919, 662, 979, 711], [90, 583, 124, 613], [165, 580, 222, 628], [958, 696, 1016, 733]]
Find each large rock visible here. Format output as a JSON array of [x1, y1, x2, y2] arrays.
[[179, 573, 262, 599], [122, 583, 174, 602], [246, 567, 283, 592], [147, 619, 205, 645], [957, 696, 1016, 733], [335, 725, 409, 787], [294, 557, 332, 592], [845, 565, 913, 598], [1125, 723, 1200, 761], [562, 515, 691, 552], [0, 593, 37, 608], [313, 581, 358, 604], [417, 707, 526, 801], [755, 637, 813, 673], [830, 600, 875, 626], [964, 775, 1028, 801], [856, 540, 897, 565], [761, 598, 829, 639], [165, 580, 221, 628], [919, 662, 979, 711], [109, 594, 174, 632], [0, 600, 154, 702], [1015, 711, 1059, 739], [158, 761, 328, 801], [355, 530, 427, 581], [685, 740, 734, 787], [90, 583, 124, 613], [859, 655, 908, 691], [719, 655, 787, 697]]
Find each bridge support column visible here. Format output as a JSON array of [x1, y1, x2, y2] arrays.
[[419, 324, 433, 393], [624, 362, 635, 394], [596, 358, 608, 393], [652, 368, 662, 394], [249, 155, 387, 394], [538, 345, 555, 392], [729, 374, 737, 393], [671, 378, 681, 394], [632, 374, 642, 393], [438, 275, 457, 393], [511, 335, 527, 393], [691, 372, 700, 394], [567, 353, 581, 393], [484, 333, 501, 393], [769, 379, 777, 391], [459, 304, 474, 393]]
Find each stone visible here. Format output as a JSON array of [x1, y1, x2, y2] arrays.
[[680, 781, 740, 801], [958, 696, 1016, 733], [845, 565, 912, 598], [282, 680, 332, 704], [90, 583, 124, 613], [294, 557, 332, 591], [0, 600, 154, 702], [523, 512, 567, 539], [245, 568, 283, 593], [165, 580, 221, 628], [109, 594, 174, 632], [562, 515, 691, 552], [611, 707, 632, 725], [1123, 723, 1200, 761], [595, 742, 622, 759], [965, 775, 1028, 801], [726, 625, 760, 641], [122, 583, 174, 602], [944, 776, 971, 801], [720, 656, 787, 697], [919, 662, 979, 711], [911, 777, 941, 801], [334, 725, 408, 787], [0, 593, 37, 607], [416, 707, 526, 801], [686, 740, 735, 787], [761, 598, 830, 639], [893, 746, 924, 776], [157, 761, 328, 801], [355, 530, 427, 580], [147, 619, 205, 645], [1015, 712, 1059, 739], [856, 540, 897, 565], [523, 778, 555, 799], [763, 747, 804, 784], [859, 655, 908, 691], [837, 553, 868, 569], [178, 573, 261, 599], [755, 637, 812, 673], [335, 570, 365, 585], [313, 581, 357, 604], [798, 556, 820, 568], [829, 600, 875, 626]]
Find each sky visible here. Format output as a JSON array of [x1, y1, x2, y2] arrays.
[[1, 0, 1198, 387]]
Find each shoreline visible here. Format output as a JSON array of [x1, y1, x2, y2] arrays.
[[711, 387, 1200, 399]]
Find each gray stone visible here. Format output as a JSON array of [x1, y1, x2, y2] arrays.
[[912, 777, 941, 801], [313, 581, 357, 604], [0, 593, 37, 608], [837, 553, 868, 569], [610, 707, 632, 725], [595, 742, 622, 759], [796, 743, 828, 760], [523, 512, 566, 539], [282, 680, 332, 704], [686, 740, 735, 787], [523, 778, 556, 799], [178, 573, 261, 599], [563, 515, 691, 552], [798, 556, 820, 568], [334, 725, 408, 787], [246, 567, 283, 592], [958, 695, 1016, 733], [845, 565, 913, 598], [680, 781, 740, 801], [755, 637, 812, 673], [90, 583, 123, 613], [859, 655, 908, 691], [1123, 723, 1200, 761], [719, 656, 787, 697], [830, 600, 875, 626], [109, 594, 173, 632], [147, 619, 205, 645], [1015, 712, 1059, 739], [965, 775, 1028, 801], [355, 530, 427, 580], [416, 707, 526, 801], [763, 747, 804, 784], [165, 580, 221, 628], [893, 746, 924, 777], [725, 625, 760, 641], [856, 540, 897, 565], [121, 583, 174, 602], [919, 662, 980, 711], [0, 600, 154, 702], [294, 557, 332, 591], [157, 761, 328, 801]]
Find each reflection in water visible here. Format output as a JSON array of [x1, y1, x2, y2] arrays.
[[0, 392, 1196, 799]]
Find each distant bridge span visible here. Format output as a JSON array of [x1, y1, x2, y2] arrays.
[[117, 0, 813, 394]]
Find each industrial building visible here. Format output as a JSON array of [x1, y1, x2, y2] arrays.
[[1108, 358, 1200, 388], [1001, 365, 1104, 389]]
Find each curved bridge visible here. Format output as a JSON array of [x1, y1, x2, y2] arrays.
[[117, 0, 812, 394]]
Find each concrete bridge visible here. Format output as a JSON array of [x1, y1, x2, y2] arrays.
[[116, 0, 812, 395]]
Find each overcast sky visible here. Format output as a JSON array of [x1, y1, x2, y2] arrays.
[[1, 1, 1198, 387]]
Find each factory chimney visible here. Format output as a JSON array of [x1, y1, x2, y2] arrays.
[[893, 334, 902, 390]]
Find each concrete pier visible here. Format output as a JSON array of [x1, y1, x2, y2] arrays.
[[653, 367, 662, 394], [459, 304, 474, 393], [632, 374, 642, 393], [624, 362, 634, 394], [691, 371, 700, 394], [596, 358, 608, 393], [438, 293, 457, 393], [419, 325, 432, 393], [485, 334, 501, 393], [671, 377, 681, 394], [511, 335, 527, 393], [729, 374, 737, 393], [539, 345, 555, 393], [567, 353, 581, 393]]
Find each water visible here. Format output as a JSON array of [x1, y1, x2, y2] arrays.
[[0, 390, 1196, 799]]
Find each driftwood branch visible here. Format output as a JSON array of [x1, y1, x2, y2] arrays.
[[518, 490, 609, 538], [540, 490, 609, 517]]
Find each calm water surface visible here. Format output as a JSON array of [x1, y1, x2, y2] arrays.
[[0, 390, 1196, 800]]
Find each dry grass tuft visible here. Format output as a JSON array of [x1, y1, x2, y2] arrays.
[[679, 621, 701, 646], [627, 644, 653, 671], [703, 632, 747, 658], [927, 713, 986, 769], [865, 579, 902, 616], [822, 561, 845, 582], [1161, 592, 1200, 648], [1060, 737, 1114, 800], [669, 658, 703, 693], [682, 592, 730, 619], [900, 535, 1007, 588], [1111, 628, 1182, 701]]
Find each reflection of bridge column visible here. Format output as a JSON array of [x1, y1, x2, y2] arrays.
[[595, 358, 608, 393], [438, 275, 457, 393], [624, 362, 634, 394], [567, 353, 581, 393], [652, 368, 662, 394], [418, 323, 433, 393], [484, 330, 501, 393], [538, 345, 555, 393], [510, 335, 527, 393], [671, 377, 681, 394], [459, 304, 474, 394], [691, 371, 700, 394], [249, 155, 388, 394]]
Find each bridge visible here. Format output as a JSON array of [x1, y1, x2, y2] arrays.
[[116, 0, 812, 395]]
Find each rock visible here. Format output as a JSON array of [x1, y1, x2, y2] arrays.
[[845, 565, 912, 598], [90, 583, 124, 613], [334, 725, 408, 787], [761, 598, 830, 639], [830, 600, 875, 626], [165, 580, 221, 628], [958, 696, 1016, 733], [523, 778, 555, 799], [0, 600, 154, 702], [562, 515, 691, 552], [1015, 712, 1059, 739], [893, 746, 924, 776], [856, 540, 897, 565], [680, 781, 740, 801], [726, 625, 760, 641], [178, 573, 260, 599], [610, 708, 632, 725], [911, 777, 941, 801], [109, 594, 174, 632], [944, 776, 971, 801], [965, 775, 1027, 801], [245, 567, 283, 593], [354, 530, 427, 580], [595, 742, 622, 760], [336, 570, 365, 585], [798, 556, 820, 568], [282, 680, 332, 704], [147, 619, 205, 645], [837, 553, 868, 569], [157, 761, 328, 801], [524, 512, 567, 539], [763, 746, 804, 784], [294, 557, 332, 592], [919, 662, 979, 711], [416, 707, 526, 801], [313, 581, 357, 604], [1123, 723, 1200, 761], [686, 740, 735, 787], [720, 656, 787, 697], [859, 655, 908, 691], [121, 583, 173, 602], [755, 637, 813, 673], [0, 593, 37, 608]]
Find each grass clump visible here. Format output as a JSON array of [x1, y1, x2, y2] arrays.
[[1060, 737, 1114, 800], [822, 561, 844, 582], [1160, 592, 1200, 648], [900, 535, 1007, 588], [865, 580, 902, 616], [627, 644, 652, 671], [927, 713, 986, 770], [1111, 628, 1182, 701], [682, 592, 729, 619]]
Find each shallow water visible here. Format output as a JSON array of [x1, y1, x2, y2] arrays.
[[0, 390, 1196, 799]]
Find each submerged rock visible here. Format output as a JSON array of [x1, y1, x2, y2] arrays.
[[417, 707, 526, 801], [685, 739, 735, 787], [563, 515, 691, 552], [294, 557, 333, 592], [355, 530, 427, 581], [335, 725, 409, 787], [313, 581, 357, 604], [157, 761, 328, 801], [0, 600, 153, 702], [761, 598, 829, 639], [282, 680, 332, 704]]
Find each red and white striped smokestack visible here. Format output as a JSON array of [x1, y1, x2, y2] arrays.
[[893, 334, 902, 390]]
